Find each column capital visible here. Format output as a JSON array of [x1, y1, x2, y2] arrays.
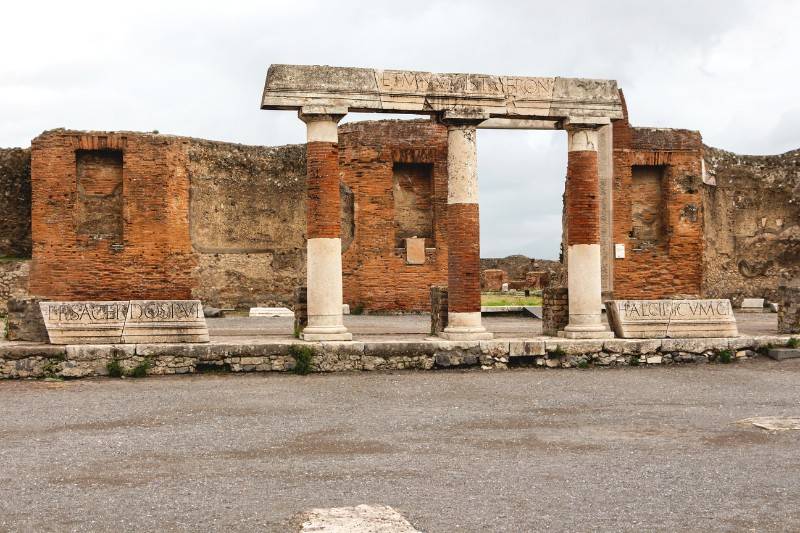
[[439, 109, 490, 127], [299, 107, 347, 143], [564, 119, 608, 152], [298, 106, 348, 123], [562, 116, 611, 130]]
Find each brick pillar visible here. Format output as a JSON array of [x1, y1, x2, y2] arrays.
[[298, 110, 352, 341], [439, 120, 492, 340], [561, 121, 614, 339]]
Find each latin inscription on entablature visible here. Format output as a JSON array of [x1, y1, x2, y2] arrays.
[[40, 300, 209, 345], [605, 299, 738, 339], [378, 70, 555, 98]]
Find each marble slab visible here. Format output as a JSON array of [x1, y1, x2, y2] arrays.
[[40, 300, 209, 345], [605, 299, 738, 339]]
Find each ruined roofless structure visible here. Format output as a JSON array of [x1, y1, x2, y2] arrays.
[[261, 64, 624, 341]]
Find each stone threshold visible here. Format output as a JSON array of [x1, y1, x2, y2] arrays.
[[0, 334, 795, 379]]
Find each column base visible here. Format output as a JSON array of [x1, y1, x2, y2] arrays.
[[558, 325, 614, 339], [300, 326, 353, 342], [438, 329, 494, 341], [439, 311, 493, 340]]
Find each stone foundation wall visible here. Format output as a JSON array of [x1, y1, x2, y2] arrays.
[[0, 335, 790, 379], [0, 148, 32, 258], [703, 147, 800, 303]]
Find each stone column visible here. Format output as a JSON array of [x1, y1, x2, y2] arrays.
[[561, 121, 614, 339], [298, 109, 352, 341], [440, 119, 492, 341]]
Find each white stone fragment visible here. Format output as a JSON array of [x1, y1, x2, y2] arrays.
[[738, 417, 800, 431], [249, 307, 294, 317], [299, 504, 420, 532]]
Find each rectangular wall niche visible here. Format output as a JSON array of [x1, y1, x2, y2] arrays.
[[392, 162, 434, 247], [630, 165, 666, 250], [75, 149, 124, 241]]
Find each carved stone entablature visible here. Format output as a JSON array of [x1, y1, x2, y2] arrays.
[[262, 65, 624, 122]]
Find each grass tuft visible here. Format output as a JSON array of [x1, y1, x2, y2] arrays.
[[289, 345, 314, 375]]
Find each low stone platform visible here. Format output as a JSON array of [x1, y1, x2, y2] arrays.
[[0, 333, 795, 379]]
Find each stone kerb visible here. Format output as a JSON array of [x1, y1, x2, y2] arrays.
[[39, 300, 209, 345], [1, 334, 796, 379], [606, 299, 738, 338]]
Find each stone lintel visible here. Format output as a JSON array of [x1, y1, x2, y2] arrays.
[[262, 64, 624, 120]]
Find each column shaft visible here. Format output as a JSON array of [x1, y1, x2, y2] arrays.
[[300, 112, 351, 341], [440, 123, 492, 341], [561, 126, 613, 339]]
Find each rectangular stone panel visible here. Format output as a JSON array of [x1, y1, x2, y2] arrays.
[[40, 300, 209, 344], [40, 301, 128, 344], [122, 300, 209, 343], [605, 299, 738, 338]]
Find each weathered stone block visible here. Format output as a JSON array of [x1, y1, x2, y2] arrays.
[[6, 297, 48, 342], [606, 299, 738, 338], [40, 300, 209, 344]]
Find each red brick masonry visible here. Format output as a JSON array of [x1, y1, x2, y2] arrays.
[[306, 141, 341, 239], [447, 203, 481, 313], [566, 150, 600, 246]]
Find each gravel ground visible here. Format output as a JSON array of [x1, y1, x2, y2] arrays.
[[1, 360, 799, 532]]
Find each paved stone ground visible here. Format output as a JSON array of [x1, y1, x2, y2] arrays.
[[1, 360, 799, 531], [207, 312, 779, 339]]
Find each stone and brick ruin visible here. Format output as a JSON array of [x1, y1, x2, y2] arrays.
[[1, 63, 799, 364]]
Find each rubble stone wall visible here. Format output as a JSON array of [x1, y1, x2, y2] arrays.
[[0, 260, 30, 315], [702, 147, 800, 303], [0, 148, 32, 258]]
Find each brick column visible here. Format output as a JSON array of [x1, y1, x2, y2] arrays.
[[298, 110, 352, 341], [440, 120, 492, 341], [561, 121, 614, 339]]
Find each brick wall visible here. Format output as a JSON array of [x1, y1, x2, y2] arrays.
[[611, 93, 704, 299], [339, 120, 449, 312], [29, 131, 196, 301], [27, 122, 448, 311]]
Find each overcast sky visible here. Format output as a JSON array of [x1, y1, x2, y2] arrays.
[[2, 0, 798, 258]]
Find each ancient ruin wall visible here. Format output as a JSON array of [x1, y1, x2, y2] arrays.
[[29, 131, 197, 301], [0, 148, 32, 258], [612, 112, 705, 299], [187, 141, 307, 308], [703, 146, 800, 303], [480, 256, 563, 284], [339, 120, 449, 312]]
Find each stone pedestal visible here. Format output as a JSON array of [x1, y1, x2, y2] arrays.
[[299, 110, 352, 341], [440, 120, 492, 341], [560, 122, 613, 339]]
